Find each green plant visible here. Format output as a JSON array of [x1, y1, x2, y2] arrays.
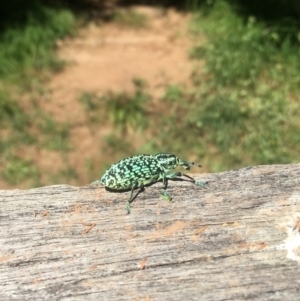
[[0, 89, 29, 129], [0, 6, 75, 83], [1, 156, 40, 186], [78, 92, 101, 123], [79, 92, 99, 111], [185, 0, 300, 170], [191, 1, 300, 88], [163, 85, 183, 102], [103, 134, 133, 158], [39, 115, 71, 151], [101, 81, 150, 132], [0, 3, 76, 188]]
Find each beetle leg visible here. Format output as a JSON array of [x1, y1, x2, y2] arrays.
[[166, 172, 208, 187], [125, 181, 144, 214], [160, 174, 172, 201]]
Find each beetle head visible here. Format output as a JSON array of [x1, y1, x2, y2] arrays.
[[155, 153, 201, 173]]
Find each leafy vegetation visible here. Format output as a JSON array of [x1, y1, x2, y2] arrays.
[[0, 89, 29, 129], [0, 5, 75, 84], [79, 79, 149, 130], [186, 0, 300, 170], [1, 156, 40, 186], [0, 3, 75, 188], [38, 115, 71, 151]]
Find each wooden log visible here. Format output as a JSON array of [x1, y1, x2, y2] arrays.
[[1, 164, 300, 300]]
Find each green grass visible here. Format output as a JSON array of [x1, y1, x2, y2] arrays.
[[79, 79, 150, 132], [102, 82, 150, 132], [0, 6, 75, 84], [0, 4, 76, 188], [0, 101, 73, 187], [186, 0, 300, 170], [78, 92, 101, 123], [0, 88, 29, 129], [190, 3, 300, 90], [0, 88, 37, 161], [1, 156, 40, 186], [163, 85, 184, 102], [38, 115, 71, 151], [52, 166, 79, 184]]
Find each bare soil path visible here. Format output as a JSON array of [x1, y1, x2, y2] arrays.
[[47, 6, 194, 122]]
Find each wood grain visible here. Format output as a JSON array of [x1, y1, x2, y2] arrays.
[[1, 164, 300, 300]]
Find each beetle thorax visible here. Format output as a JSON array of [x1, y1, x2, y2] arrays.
[[155, 153, 178, 173]]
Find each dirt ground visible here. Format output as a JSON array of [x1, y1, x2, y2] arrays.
[[14, 6, 204, 188], [47, 6, 194, 116]]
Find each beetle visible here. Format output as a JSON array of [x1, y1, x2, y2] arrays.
[[92, 153, 207, 213]]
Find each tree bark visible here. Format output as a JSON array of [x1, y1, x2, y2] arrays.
[[1, 164, 300, 300]]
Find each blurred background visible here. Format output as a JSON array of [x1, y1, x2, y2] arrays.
[[0, 0, 300, 189]]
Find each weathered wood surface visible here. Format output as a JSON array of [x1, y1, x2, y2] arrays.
[[1, 164, 300, 301]]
